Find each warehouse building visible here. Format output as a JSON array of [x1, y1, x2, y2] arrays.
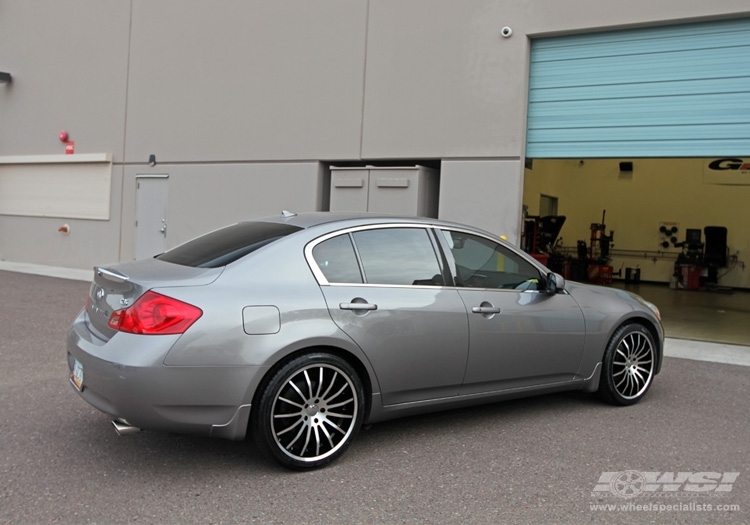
[[1, 1, 749, 291]]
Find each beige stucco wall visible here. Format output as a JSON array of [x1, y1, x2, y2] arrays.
[[4, 1, 748, 162], [0, 1, 130, 159]]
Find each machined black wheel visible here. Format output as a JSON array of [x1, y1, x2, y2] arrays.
[[598, 324, 656, 406], [253, 353, 364, 470]]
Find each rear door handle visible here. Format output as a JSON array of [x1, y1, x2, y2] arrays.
[[340, 302, 378, 311], [471, 306, 501, 314]]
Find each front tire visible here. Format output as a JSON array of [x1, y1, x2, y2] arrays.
[[598, 324, 656, 406], [252, 353, 364, 470]]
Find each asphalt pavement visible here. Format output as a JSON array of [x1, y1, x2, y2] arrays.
[[0, 268, 748, 524]]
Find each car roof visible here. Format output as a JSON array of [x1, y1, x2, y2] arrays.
[[254, 211, 491, 234]]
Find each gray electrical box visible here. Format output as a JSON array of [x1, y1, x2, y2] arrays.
[[330, 166, 438, 217]]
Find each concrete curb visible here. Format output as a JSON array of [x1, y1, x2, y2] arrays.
[[664, 337, 750, 367], [0, 261, 93, 282]]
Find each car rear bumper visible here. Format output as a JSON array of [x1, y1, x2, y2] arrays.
[[66, 310, 264, 440]]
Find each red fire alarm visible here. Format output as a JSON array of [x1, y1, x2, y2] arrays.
[[65, 141, 75, 155]]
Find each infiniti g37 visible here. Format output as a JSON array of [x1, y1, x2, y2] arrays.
[[67, 212, 663, 469]]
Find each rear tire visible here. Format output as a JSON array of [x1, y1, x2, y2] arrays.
[[252, 352, 364, 470], [598, 324, 656, 406]]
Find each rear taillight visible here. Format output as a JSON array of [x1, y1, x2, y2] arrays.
[[108, 291, 203, 335]]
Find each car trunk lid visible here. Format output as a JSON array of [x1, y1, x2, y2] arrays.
[[85, 259, 223, 341]]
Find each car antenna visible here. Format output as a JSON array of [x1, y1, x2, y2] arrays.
[[281, 210, 297, 218]]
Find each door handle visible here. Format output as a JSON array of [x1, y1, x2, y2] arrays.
[[472, 306, 501, 314], [340, 302, 378, 311]]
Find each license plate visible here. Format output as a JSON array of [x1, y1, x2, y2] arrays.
[[72, 359, 84, 391]]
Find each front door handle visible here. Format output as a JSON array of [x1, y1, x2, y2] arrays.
[[340, 302, 378, 311]]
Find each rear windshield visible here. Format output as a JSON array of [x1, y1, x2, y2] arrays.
[[157, 222, 302, 268]]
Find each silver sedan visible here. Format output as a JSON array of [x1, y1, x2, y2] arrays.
[[67, 212, 663, 469]]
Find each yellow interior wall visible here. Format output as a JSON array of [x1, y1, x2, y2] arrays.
[[523, 158, 750, 289]]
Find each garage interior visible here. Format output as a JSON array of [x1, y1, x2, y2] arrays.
[[522, 158, 750, 346]]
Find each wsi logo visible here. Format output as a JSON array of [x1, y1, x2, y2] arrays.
[[593, 471, 740, 499]]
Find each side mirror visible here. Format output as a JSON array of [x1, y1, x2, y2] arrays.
[[546, 272, 565, 294]]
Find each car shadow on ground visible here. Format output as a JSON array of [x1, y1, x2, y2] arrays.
[[60, 388, 621, 475]]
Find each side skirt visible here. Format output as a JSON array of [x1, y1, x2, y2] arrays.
[[366, 366, 603, 425]]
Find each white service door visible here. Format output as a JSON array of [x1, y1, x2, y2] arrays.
[[135, 176, 169, 260]]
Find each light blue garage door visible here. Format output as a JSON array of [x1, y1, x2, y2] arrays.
[[526, 18, 750, 158]]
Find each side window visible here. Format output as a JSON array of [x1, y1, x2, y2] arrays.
[[312, 234, 363, 284], [352, 228, 443, 286], [441, 230, 542, 290]]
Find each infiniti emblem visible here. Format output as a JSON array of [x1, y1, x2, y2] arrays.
[[95, 287, 105, 300]]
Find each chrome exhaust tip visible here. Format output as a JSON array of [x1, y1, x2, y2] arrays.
[[111, 419, 141, 436]]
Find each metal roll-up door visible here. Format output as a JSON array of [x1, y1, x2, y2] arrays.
[[526, 18, 750, 158]]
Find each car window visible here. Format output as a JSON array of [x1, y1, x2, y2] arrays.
[[352, 228, 444, 286], [312, 234, 363, 284], [157, 221, 302, 268], [441, 230, 542, 290]]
